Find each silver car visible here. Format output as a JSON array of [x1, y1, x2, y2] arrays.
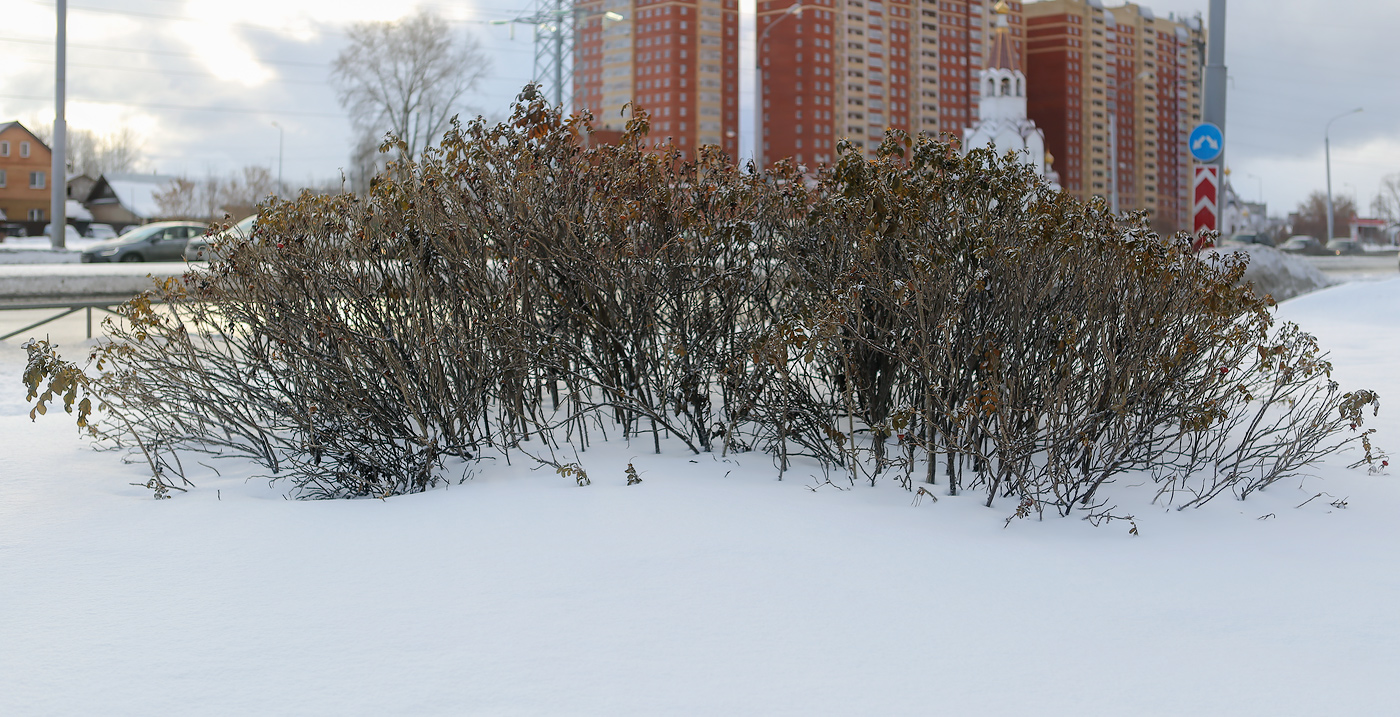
[[185, 214, 258, 262], [80, 221, 209, 262]]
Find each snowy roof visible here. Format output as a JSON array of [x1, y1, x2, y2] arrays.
[[66, 199, 93, 222], [96, 173, 180, 220]]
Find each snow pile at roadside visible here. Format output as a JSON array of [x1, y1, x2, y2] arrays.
[[0, 246, 82, 264], [1206, 243, 1335, 302], [0, 262, 189, 299], [0, 280, 1396, 716]]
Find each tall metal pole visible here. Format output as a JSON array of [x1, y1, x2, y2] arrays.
[[753, 40, 763, 169], [1325, 108, 1362, 242], [50, 0, 67, 249], [1325, 132, 1333, 242], [1202, 0, 1227, 219], [1108, 114, 1118, 214], [754, 4, 805, 171], [554, 0, 565, 108], [272, 121, 284, 197]]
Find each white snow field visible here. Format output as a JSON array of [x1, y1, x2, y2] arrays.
[[2, 279, 1398, 716]]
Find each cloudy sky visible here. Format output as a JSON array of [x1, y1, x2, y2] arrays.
[[3, 0, 1398, 218]]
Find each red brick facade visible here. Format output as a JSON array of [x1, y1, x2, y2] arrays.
[[574, 0, 740, 161], [755, 0, 1026, 166], [1024, 0, 1202, 232]]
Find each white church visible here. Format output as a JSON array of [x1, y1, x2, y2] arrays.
[[963, 1, 1060, 190]]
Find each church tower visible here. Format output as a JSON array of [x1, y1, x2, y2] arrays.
[[963, 1, 1059, 189]]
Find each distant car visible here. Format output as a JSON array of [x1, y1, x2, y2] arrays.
[[85, 223, 118, 239], [80, 221, 208, 262], [1325, 239, 1363, 256], [185, 214, 257, 262], [1226, 232, 1275, 247], [1279, 235, 1324, 255], [42, 223, 84, 242]]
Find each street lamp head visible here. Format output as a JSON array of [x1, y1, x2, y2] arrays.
[[1326, 107, 1364, 135], [603, 11, 624, 21]]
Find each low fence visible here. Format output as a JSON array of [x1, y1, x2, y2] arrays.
[[0, 262, 191, 341]]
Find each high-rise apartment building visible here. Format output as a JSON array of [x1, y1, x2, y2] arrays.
[[1024, 0, 1203, 231], [756, 0, 1027, 166], [573, 0, 741, 160]]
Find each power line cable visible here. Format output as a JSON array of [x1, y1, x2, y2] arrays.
[[28, 2, 341, 36], [0, 93, 344, 118], [0, 35, 328, 68], [12, 57, 334, 86]]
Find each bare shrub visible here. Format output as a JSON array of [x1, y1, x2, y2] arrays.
[[22, 85, 1381, 515]]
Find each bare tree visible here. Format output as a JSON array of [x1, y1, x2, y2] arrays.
[[153, 166, 276, 221], [69, 127, 141, 177], [30, 122, 142, 177], [330, 10, 490, 170], [217, 166, 278, 220], [153, 177, 207, 221], [1371, 173, 1400, 225], [1292, 190, 1356, 240]]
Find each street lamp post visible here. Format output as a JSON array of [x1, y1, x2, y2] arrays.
[[271, 121, 284, 197], [1325, 107, 1362, 242], [50, 0, 67, 249], [1243, 171, 1262, 204], [1108, 70, 1151, 215], [753, 3, 806, 170]]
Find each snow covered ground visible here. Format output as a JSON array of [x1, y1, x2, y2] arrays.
[[2, 279, 1397, 715]]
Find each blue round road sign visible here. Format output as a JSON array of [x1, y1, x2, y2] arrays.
[[1189, 123, 1224, 163]]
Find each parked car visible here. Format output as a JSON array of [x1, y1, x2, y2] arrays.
[[184, 214, 257, 261], [1225, 232, 1275, 247], [42, 223, 84, 243], [85, 223, 118, 239], [80, 221, 208, 262], [1279, 235, 1324, 255], [1325, 239, 1363, 256]]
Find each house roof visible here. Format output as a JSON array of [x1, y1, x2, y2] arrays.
[[91, 173, 180, 220], [0, 121, 52, 153], [987, 1, 1020, 72]]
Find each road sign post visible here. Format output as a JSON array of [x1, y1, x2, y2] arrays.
[[1193, 166, 1219, 249], [1189, 123, 1223, 164], [1189, 122, 1224, 250]]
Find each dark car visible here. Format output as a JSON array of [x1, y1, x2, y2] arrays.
[[1226, 232, 1275, 247], [1325, 239, 1363, 256], [1279, 235, 1324, 255], [80, 221, 208, 262]]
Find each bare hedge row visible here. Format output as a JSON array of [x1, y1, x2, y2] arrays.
[[25, 87, 1381, 515]]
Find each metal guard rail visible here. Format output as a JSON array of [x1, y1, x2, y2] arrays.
[[0, 298, 146, 342]]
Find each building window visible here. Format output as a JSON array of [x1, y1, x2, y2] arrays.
[[20, 141, 30, 158], [0, 169, 5, 187], [0, 141, 8, 156], [30, 171, 45, 189], [29, 208, 44, 221]]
